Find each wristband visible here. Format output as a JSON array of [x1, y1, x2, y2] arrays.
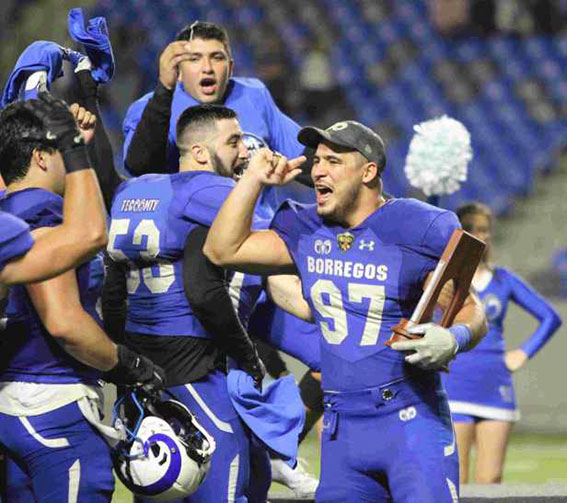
[[62, 146, 91, 173], [449, 324, 473, 354]]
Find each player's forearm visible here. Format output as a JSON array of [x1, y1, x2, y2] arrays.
[[184, 226, 259, 367], [452, 292, 487, 349], [125, 82, 173, 176], [0, 221, 104, 285], [75, 71, 123, 210], [266, 275, 313, 322], [62, 169, 108, 255], [49, 310, 118, 371], [101, 254, 127, 344], [204, 169, 263, 266]]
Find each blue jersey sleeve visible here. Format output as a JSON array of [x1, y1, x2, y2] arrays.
[[420, 211, 461, 259], [502, 268, 562, 358], [0, 212, 34, 271], [415, 210, 461, 285], [261, 85, 303, 158], [180, 176, 236, 227], [26, 201, 63, 230], [269, 201, 303, 261]]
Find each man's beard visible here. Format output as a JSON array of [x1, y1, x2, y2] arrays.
[[210, 151, 248, 180], [210, 151, 233, 178], [321, 182, 361, 227]]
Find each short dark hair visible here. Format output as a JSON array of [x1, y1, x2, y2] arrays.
[[456, 202, 493, 224], [176, 21, 232, 56], [176, 104, 237, 147], [0, 101, 56, 185]]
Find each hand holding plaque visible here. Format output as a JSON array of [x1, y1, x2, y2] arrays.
[[385, 229, 485, 352]]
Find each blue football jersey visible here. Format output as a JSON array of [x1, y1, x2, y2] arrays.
[[0, 189, 101, 384], [271, 198, 460, 391], [0, 211, 34, 272], [108, 171, 243, 337]]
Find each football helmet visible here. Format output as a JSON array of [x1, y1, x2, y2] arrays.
[[112, 390, 216, 501]]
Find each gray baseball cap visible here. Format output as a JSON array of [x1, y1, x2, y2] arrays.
[[298, 120, 386, 173]]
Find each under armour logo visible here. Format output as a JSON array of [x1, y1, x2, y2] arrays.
[[359, 239, 375, 251], [314, 239, 332, 255], [399, 406, 417, 422]]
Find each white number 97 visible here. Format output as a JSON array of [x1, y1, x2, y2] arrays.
[[310, 279, 385, 346]]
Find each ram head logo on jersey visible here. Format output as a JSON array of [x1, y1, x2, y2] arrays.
[[314, 239, 332, 255], [242, 132, 267, 157], [483, 294, 502, 322], [337, 232, 354, 252]]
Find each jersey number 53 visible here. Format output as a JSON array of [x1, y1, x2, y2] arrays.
[[107, 218, 174, 294]]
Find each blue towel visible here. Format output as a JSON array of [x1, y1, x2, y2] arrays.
[[1, 41, 63, 108], [67, 8, 114, 83], [227, 370, 305, 468]]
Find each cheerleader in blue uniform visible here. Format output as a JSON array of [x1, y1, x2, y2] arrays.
[[443, 202, 562, 484]]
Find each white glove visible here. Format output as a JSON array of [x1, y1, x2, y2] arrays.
[[390, 323, 457, 370]]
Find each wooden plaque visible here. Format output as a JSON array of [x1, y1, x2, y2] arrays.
[[385, 229, 486, 346]]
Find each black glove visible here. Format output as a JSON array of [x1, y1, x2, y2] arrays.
[[240, 345, 266, 391], [25, 91, 90, 173], [104, 344, 166, 395]]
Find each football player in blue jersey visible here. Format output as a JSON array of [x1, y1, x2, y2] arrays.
[[108, 104, 305, 503], [0, 95, 164, 503], [443, 202, 561, 485], [119, 19, 322, 489], [204, 120, 488, 503], [0, 94, 108, 287]]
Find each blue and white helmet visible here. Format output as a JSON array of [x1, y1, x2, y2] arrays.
[[112, 391, 216, 501]]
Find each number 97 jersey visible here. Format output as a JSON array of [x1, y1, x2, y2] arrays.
[[270, 198, 460, 392], [107, 172, 236, 337]]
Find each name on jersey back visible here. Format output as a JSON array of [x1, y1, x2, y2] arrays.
[[120, 198, 160, 212]]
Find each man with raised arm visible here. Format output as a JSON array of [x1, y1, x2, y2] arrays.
[[204, 120, 487, 503], [0, 95, 164, 503], [0, 93, 107, 286]]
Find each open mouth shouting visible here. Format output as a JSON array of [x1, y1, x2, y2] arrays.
[[315, 184, 333, 205], [199, 77, 218, 96], [233, 161, 249, 180]]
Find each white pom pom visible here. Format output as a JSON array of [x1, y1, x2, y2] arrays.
[[404, 116, 472, 196]]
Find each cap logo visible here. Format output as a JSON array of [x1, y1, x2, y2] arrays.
[[364, 144, 372, 155], [327, 122, 349, 132]]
